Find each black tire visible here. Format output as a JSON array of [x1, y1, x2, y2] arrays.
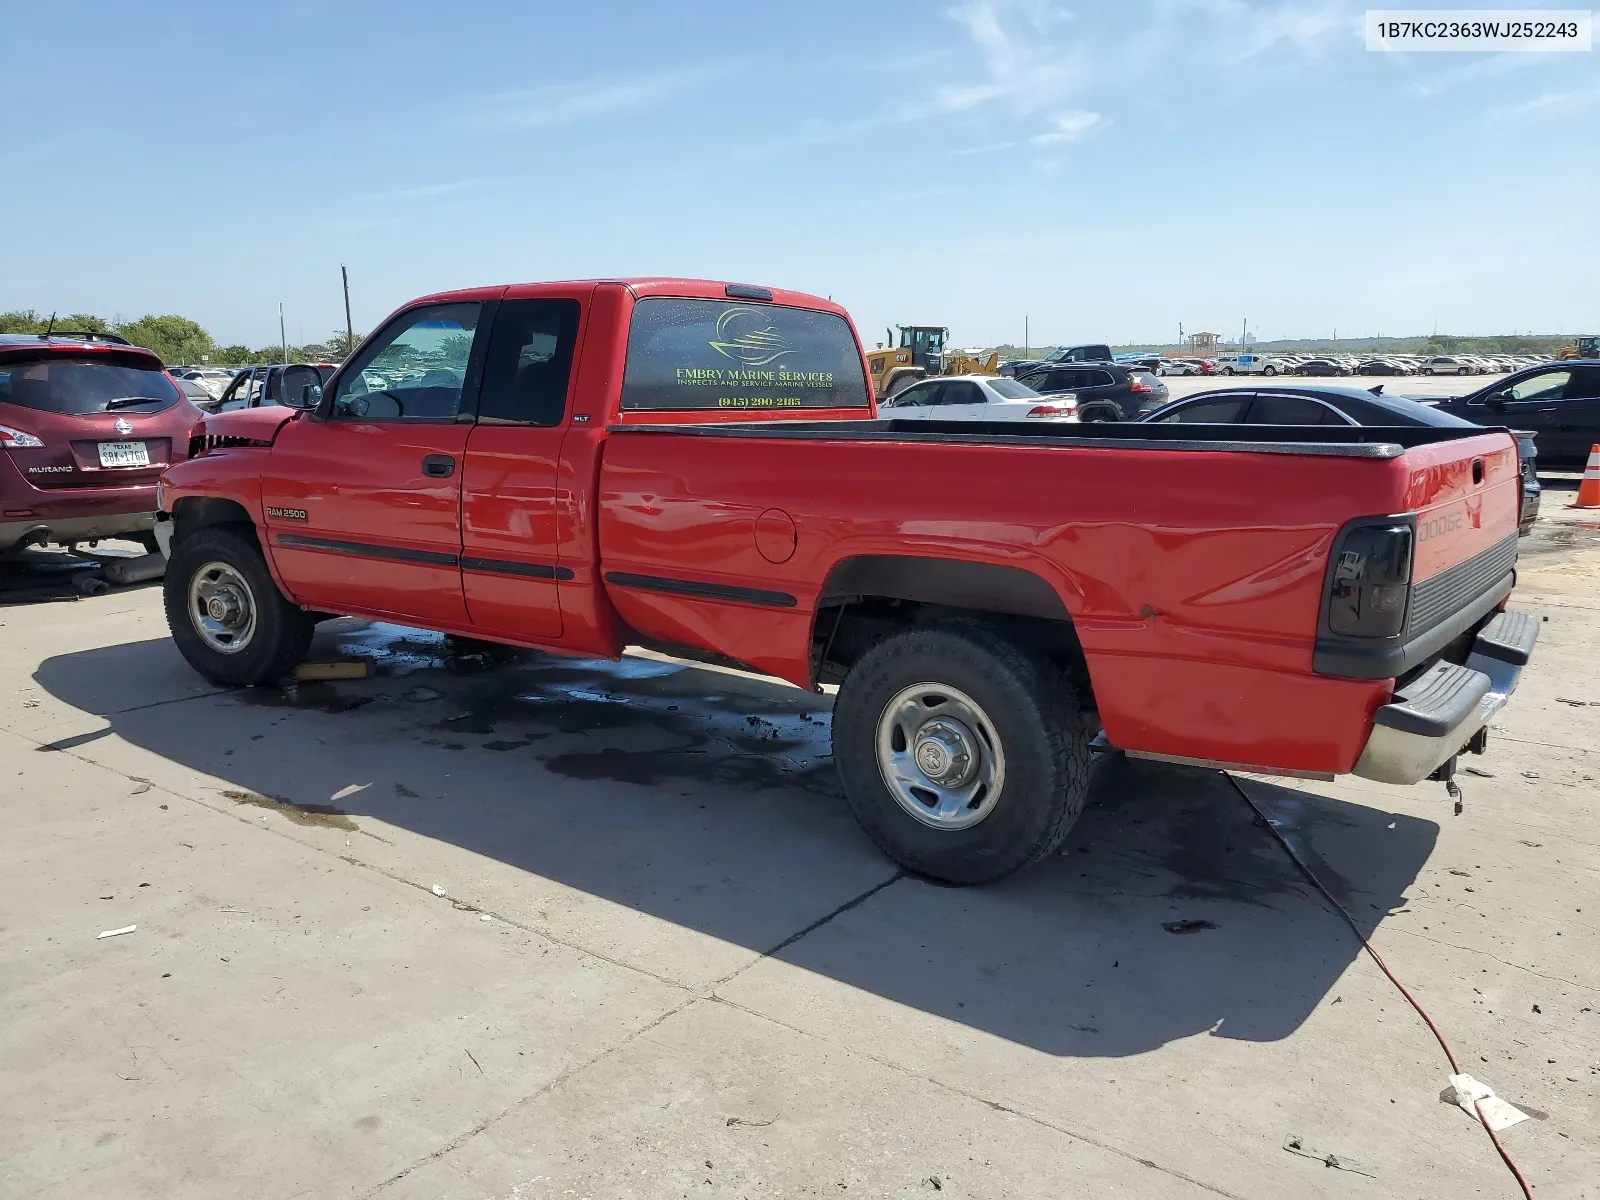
[[1262, 366, 1276, 376], [1078, 405, 1121, 423], [832, 622, 1092, 885], [164, 526, 314, 686]]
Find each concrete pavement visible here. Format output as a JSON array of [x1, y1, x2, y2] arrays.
[[2, 497, 1596, 1199]]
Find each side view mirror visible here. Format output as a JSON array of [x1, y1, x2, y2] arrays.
[[1483, 393, 1508, 411], [281, 364, 324, 410]]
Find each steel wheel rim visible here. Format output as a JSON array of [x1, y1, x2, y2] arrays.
[[188, 561, 257, 654], [875, 683, 1005, 830]]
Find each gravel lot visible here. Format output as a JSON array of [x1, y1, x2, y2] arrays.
[[2, 471, 1596, 1200]]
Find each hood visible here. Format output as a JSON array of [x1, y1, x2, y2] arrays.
[[188, 405, 301, 455]]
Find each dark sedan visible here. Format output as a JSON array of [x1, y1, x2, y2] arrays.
[[1296, 358, 1350, 377], [1015, 363, 1166, 422], [1425, 359, 1600, 465], [1136, 384, 1541, 534]]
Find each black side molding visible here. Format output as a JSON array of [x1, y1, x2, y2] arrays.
[[461, 555, 574, 581], [274, 532, 458, 567], [275, 534, 571, 580], [604, 571, 796, 608]]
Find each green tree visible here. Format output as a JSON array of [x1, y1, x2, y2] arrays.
[[117, 314, 215, 365], [325, 329, 363, 360]]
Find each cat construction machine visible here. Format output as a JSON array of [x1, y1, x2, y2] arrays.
[[1557, 335, 1598, 361], [866, 325, 999, 399]]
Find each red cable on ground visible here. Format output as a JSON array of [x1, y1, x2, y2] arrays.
[[1224, 772, 1536, 1198]]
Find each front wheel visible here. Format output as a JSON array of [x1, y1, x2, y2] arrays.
[[164, 526, 315, 686], [1262, 366, 1277, 376], [832, 623, 1092, 885], [1220, 367, 1234, 375]]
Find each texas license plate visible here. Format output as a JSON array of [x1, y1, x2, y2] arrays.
[[98, 441, 150, 468]]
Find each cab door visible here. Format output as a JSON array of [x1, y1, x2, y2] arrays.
[[928, 378, 987, 420], [458, 292, 587, 640], [260, 299, 492, 628]]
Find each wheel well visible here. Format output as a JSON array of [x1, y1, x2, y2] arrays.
[[172, 496, 258, 546], [811, 555, 1094, 706], [1076, 401, 1124, 422]]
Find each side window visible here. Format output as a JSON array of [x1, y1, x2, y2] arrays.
[[897, 382, 944, 407], [1087, 370, 1115, 388], [219, 369, 260, 412], [332, 302, 482, 422], [1157, 397, 1250, 423], [1506, 370, 1570, 403], [940, 380, 983, 405], [477, 298, 582, 426], [1247, 394, 1347, 425], [1567, 366, 1600, 400], [263, 369, 283, 406]]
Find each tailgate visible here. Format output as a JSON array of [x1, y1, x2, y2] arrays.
[[1316, 429, 1521, 681], [1404, 431, 1520, 638]]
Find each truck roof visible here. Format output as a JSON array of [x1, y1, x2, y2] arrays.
[[405, 277, 848, 318]]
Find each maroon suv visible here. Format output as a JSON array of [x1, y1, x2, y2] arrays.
[[1, 331, 201, 555]]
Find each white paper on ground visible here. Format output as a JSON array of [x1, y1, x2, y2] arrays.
[[96, 925, 137, 939], [1449, 1073, 1529, 1132]]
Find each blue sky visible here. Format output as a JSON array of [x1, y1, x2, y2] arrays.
[[4, 1, 1595, 348]]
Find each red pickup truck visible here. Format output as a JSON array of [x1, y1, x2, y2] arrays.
[[155, 278, 1537, 884]]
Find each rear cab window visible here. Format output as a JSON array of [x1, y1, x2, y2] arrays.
[[0, 353, 181, 414], [620, 297, 869, 414]]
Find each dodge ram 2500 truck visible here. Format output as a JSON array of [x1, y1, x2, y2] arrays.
[[155, 278, 1537, 884]]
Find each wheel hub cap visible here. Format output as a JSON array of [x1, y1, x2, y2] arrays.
[[188, 561, 258, 654], [913, 718, 976, 787], [875, 684, 1005, 831]]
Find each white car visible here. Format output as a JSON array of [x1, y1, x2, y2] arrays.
[[878, 375, 1078, 421], [1157, 359, 1203, 376]]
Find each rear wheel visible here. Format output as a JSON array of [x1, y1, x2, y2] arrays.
[[164, 526, 314, 686], [1262, 365, 1277, 376], [833, 622, 1092, 885]]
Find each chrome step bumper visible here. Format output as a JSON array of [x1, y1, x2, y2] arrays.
[[1353, 610, 1538, 785]]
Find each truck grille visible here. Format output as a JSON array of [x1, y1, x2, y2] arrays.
[[1408, 533, 1517, 636]]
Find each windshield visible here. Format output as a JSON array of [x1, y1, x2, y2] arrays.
[[987, 378, 1039, 399], [0, 355, 180, 415]]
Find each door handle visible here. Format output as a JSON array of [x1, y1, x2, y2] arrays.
[[421, 454, 456, 478]]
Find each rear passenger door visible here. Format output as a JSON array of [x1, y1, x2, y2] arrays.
[[458, 293, 587, 640]]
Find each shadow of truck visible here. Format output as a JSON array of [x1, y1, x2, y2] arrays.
[[33, 619, 1438, 1059]]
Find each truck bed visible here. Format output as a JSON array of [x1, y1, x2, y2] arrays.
[[597, 418, 1521, 778]]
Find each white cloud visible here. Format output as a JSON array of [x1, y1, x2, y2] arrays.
[[1156, 0, 1351, 62], [944, 0, 1085, 114], [473, 69, 718, 130], [1029, 110, 1102, 143], [1505, 84, 1600, 116]]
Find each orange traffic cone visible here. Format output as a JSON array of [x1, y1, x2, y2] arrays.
[[1572, 444, 1600, 508]]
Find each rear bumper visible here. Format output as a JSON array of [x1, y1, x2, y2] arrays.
[[1, 511, 158, 552], [1352, 609, 1537, 784]]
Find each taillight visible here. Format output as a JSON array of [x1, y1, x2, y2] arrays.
[[1026, 404, 1074, 418], [1327, 523, 1413, 638], [0, 423, 45, 448], [1129, 376, 1153, 394]]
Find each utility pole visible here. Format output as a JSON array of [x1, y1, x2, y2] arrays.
[[341, 264, 354, 357], [1023, 315, 1028, 358], [279, 303, 288, 364]]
